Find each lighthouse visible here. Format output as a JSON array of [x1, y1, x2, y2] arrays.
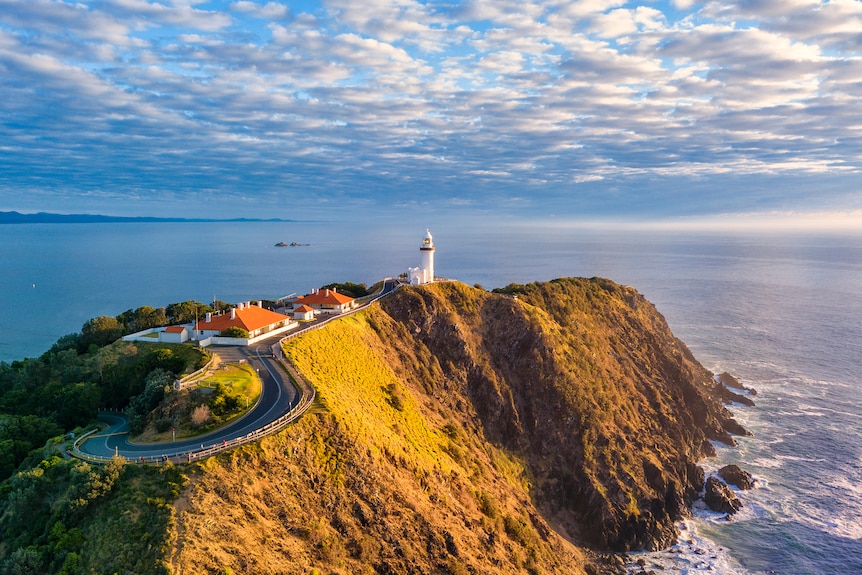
[[408, 228, 435, 285]]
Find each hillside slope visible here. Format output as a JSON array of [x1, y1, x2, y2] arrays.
[[170, 278, 746, 574]]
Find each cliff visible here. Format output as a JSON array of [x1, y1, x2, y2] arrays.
[[169, 278, 747, 574]]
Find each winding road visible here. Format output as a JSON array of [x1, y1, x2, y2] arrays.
[[74, 279, 398, 464]]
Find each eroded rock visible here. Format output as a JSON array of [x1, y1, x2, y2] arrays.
[[718, 464, 755, 490], [704, 476, 742, 514]]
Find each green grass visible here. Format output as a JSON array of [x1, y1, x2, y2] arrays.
[[198, 363, 261, 403]]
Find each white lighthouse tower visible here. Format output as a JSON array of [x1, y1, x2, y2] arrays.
[[409, 228, 435, 285]]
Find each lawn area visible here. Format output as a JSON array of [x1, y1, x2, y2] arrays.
[[198, 362, 262, 403]]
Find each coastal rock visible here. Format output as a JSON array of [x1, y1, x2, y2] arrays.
[[718, 372, 758, 396], [717, 372, 743, 389], [715, 383, 756, 407], [718, 464, 755, 490], [704, 476, 742, 514]]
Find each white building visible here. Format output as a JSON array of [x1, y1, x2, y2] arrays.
[[408, 228, 435, 285], [159, 325, 189, 343], [292, 304, 315, 321], [290, 288, 357, 314]]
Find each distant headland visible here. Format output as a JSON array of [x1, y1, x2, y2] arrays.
[[0, 211, 295, 224]]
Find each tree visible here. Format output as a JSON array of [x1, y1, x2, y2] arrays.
[[166, 300, 212, 325], [1, 548, 43, 575], [53, 382, 101, 429], [147, 348, 185, 375], [45, 333, 81, 356], [321, 282, 370, 298], [79, 316, 123, 352], [125, 370, 173, 434], [116, 306, 167, 334]]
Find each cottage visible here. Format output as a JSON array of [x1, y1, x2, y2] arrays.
[[291, 288, 356, 314], [159, 325, 189, 343], [292, 304, 315, 321], [194, 301, 294, 339]]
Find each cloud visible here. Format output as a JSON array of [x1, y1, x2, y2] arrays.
[[0, 0, 860, 219], [230, 1, 289, 20]]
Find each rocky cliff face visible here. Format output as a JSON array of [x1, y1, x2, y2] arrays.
[[170, 278, 747, 574], [377, 278, 746, 551]]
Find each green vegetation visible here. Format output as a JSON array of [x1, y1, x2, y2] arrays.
[[0, 278, 739, 572], [133, 363, 261, 442], [218, 326, 249, 339], [172, 296, 589, 574], [0, 340, 204, 475], [189, 364, 260, 429], [125, 369, 175, 435], [0, 456, 184, 575], [319, 281, 370, 298], [282, 313, 450, 473], [0, 301, 209, 572]]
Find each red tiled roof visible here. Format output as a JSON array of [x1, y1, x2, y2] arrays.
[[194, 305, 290, 333], [294, 289, 355, 306], [165, 325, 187, 333], [293, 305, 314, 313]]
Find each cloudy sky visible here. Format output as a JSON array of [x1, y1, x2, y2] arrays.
[[2, 0, 862, 223]]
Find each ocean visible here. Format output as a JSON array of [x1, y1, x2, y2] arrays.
[[1, 219, 860, 574]]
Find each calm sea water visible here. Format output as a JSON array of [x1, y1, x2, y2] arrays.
[[1, 220, 860, 574]]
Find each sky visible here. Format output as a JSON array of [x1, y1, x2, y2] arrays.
[[2, 0, 862, 225]]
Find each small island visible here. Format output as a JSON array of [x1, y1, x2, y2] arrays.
[[275, 241, 310, 247]]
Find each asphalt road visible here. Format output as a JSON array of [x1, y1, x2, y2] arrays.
[[75, 278, 400, 462], [78, 342, 297, 461]]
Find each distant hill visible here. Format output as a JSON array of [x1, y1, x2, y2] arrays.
[[0, 211, 293, 224]]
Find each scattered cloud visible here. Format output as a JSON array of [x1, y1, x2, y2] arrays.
[[0, 0, 860, 220]]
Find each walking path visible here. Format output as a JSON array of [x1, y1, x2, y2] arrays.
[[72, 279, 398, 465]]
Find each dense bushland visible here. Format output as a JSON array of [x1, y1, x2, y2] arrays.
[[0, 455, 184, 575], [0, 303, 209, 496]]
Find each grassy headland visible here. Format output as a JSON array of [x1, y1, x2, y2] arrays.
[[1, 278, 746, 574]]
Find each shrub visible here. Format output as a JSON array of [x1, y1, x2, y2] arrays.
[[191, 405, 211, 427], [153, 419, 172, 433], [219, 327, 249, 339]]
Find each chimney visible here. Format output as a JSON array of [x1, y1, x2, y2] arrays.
[[238, 302, 244, 310], [258, 300, 264, 308], [230, 308, 236, 320], [332, 287, 337, 293], [324, 289, 330, 297], [205, 312, 212, 323]]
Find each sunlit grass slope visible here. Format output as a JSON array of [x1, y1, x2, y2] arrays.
[[170, 300, 589, 575], [283, 313, 451, 473], [169, 278, 742, 572]]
